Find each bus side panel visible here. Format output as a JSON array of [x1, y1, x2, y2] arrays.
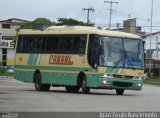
[[41, 72, 78, 86], [86, 74, 99, 87], [38, 54, 92, 86], [14, 69, 34, 83], [15, 53, 34, 83]]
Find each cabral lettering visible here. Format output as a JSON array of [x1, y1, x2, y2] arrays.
[[49, 55, 73, 65]]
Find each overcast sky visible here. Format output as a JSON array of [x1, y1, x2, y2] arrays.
[[0, 0, 160, 32]]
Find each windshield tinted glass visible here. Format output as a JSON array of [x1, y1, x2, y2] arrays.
[[99, 37, 123, 67], [88, 35, 144, 69], [123, 39, 143, 69]]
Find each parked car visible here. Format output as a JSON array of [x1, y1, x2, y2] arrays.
[[6, 66, 14, 74]]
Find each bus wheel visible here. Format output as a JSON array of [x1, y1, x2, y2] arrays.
[[65, 86, 80, 93], [81, 77, 90, 94], [34, 73, 50, 91], [116, 89, 124, 95]]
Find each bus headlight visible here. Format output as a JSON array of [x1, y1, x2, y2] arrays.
[[102, 80, 110, 86], [103, 80, 107, 84], [136, 83, 142, 87]]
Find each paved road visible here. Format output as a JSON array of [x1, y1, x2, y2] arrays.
[[0, 77, 160, 112]]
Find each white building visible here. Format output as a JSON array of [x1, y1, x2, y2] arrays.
[[142, 32, 160, 60], [0, 18, 29, 66]]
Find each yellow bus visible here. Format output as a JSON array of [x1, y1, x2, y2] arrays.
[[14, 26, 144, 95]]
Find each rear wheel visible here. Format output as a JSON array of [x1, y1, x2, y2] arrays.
[[65, 86, 80, 93], [34, 73, 50, 91], [81, 77, 90, 94], [116, 89, 124, 95]]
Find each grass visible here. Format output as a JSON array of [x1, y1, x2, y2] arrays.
[[144, 77, 160, 85]]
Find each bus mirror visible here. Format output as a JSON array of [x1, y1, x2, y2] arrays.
[[94, 63, 97, 69]]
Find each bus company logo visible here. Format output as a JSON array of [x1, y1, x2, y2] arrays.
[[19, 57, 22, 61], [49, 55, 73, 65]]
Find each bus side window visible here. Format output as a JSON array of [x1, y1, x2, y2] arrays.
[[17, 37, 24, 52], [88, 35, 100, 67], [47, 36, 59, 52], [58, 38, 63, 52], [17, 36, 29, 52], [29, 38, 36, 51], [73, 36, 86, 54], [36, 37, 46, 52], [65, 37, 73, 52], [23, 38, 28, 52], [59, 36, 73, 53], [73, 37, 79, 53], [60, 36, 68, 52], [39, 38, 44, 51], [47, 37, 53, 52], [79, 37, 86, 53]]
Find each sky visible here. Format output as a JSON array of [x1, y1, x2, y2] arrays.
[[0, 0, 160, 32]]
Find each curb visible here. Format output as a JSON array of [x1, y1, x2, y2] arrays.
[[0, 76, 14, 79]]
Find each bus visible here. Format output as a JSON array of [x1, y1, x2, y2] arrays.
[[14, 26, 144, 95]]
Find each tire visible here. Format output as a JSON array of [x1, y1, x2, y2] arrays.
[[81, 77, 90, 94], [65, 86, 80, 93], [116, 89, 124, 95], [34, 73, 50, 91]]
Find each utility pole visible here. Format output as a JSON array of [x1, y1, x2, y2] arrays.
[[104, 0, 118, 29], [149, 0, 153, 75], [83, 7, 95, 25], [156, 36, 159, 60]]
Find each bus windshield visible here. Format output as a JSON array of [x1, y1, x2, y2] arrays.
[[88, 35, 144, 69]]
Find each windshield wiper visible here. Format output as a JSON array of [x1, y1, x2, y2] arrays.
[[113, 54, 123, 68]]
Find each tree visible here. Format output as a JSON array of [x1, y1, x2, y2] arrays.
[[20, 17, 94, 29], [32, 18, 54, 29], [20, 18, 55, 29], [20, 22, 33, 29], [56, 18, 93, 26]]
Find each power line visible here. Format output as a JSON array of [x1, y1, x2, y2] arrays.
[[104, 0, 118, 29], [82, 7, 95, 24]]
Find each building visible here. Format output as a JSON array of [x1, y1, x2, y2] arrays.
[[143, 32, 160, 59], [142, 31, 160, 76], [123, 18, 137, 34], [0, 18, 29, 66]]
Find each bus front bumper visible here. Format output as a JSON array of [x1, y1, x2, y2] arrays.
[[97, 77, 143, 91]]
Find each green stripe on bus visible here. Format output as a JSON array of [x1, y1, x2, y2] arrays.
[[27, 54, 32, 65], [33, 54, 38, 65], [15, 65, 95, 72], [27, 54, 39, 65]]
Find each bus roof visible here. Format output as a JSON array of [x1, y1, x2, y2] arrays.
[[18, 26, 141, 39]]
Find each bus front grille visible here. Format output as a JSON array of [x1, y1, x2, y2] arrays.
[[113, 75, 134, 79], [113, 82, 133, 87]]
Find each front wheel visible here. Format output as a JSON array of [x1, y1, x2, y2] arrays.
[[116, 89, 124, 95], [81, 78, 90, 94], [34, 73, 50, 91]]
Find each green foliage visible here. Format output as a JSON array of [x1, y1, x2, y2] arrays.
[[20, 22, 33, 29], [56, 18, 88, 26], [144, 77, 160, 85], [20, 17, 94, 29], [56, 18, 95, 26], [32, 18, 53, 29], [20, 18, 54, 29]]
